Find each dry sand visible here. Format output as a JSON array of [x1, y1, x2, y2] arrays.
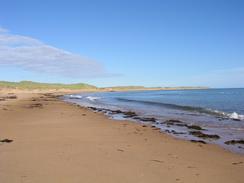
[[0, 92, 243, 183]]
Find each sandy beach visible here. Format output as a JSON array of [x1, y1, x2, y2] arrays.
[[0, 92, 244, 183]]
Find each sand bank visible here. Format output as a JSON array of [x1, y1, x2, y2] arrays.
[[0, 92, 243, 183]]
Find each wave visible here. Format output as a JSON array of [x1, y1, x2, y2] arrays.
[[68, 95, 83, 99], [86, 96, 101, 101], [229, 112, 244, 121], [116, 98, 244, 121]]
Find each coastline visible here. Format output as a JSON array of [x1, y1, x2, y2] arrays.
[[0, 91, 244, 183]]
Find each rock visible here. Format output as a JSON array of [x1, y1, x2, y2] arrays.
[[137, 117, 156, 122], [189, 131, 220, 139], [225, 140, 244, 145], [171, 130, 186, 135], [166, 119, 182, 123], [88, 107, 97, 111], [164, 119, 184, 125], [123, 111, 137, 118], [111, 110, 123, 114], [190, 140, 207, 144], [0, 139, 13, 143], [186, 125, 203, 130]]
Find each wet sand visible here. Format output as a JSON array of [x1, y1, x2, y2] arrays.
[[0, 92, 244, 183]]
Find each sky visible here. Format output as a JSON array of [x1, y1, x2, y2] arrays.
[[0, 0, 243, 88]]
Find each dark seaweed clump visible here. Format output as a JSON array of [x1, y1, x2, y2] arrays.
[[164, 119, 186, 127], [186, 125, 204, 130], [0, 139, 13, 143], [225, 140, 244, 145], [189, 131, 220, 139], [190, 140, 207, 144], [123, 111, 137, 118]]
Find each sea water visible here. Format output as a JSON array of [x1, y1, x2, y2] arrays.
[[63, 88, 244, 154]]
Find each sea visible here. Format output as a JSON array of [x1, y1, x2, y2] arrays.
[[63, 88, 244, 154]]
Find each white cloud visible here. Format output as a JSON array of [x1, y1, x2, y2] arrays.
[[0, 28, 109, 78]]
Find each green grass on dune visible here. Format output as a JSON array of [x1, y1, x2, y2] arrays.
[[0, 81, 97, 90], [0, 80, 208, 91]]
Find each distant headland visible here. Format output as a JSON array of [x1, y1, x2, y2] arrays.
[[0, 80, 209, 91]]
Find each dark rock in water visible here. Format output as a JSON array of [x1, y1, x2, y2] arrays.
[[171, 130, 186, 135], [88, 107, 97, 111], [123, 111, 137, 118], [225, 140, 244, 145], [0, 139, 13, 143], [232, 118, 241, 121], [189, 131, 220, 139], [132, 116, 142, 120], [164, 119, 184, 125], [165, 129, 170, 133], [111, 110, 123, 114], [186, 125, 204, 130], [190, 140, 207, 144], [164, 119, 187, 128], [95, 108, 104, 112], [166, 119, 183, 123], [139, 117, 156, 122], [175, 123, 187, 127]]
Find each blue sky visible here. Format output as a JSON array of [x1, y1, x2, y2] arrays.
[[0, 0, 243, 87]]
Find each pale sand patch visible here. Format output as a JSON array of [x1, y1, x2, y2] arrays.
[[0, 92, 243, 183]]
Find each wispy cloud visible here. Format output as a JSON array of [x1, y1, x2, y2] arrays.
[[0, 27, 8, 33], [0, 27, 109, 78]]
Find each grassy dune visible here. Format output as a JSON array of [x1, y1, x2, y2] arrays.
[[0, 81, 97, 90], [0, 81, 208, 91]]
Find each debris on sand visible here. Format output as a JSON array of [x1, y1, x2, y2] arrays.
[[0, 139, 13, 143], [27, 103, 43, 108]]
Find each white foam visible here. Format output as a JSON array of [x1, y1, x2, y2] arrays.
[[86, 96, 100, 101], [209, 109, 244, 121], [69, 95, 83, 99], [229, 112, 244, 121]]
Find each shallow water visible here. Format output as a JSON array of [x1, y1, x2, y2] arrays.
[[63, 89, 244, 154]]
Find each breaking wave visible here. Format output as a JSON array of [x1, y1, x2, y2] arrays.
[[116, 98, 244, 121], [86, 96, 101, 101], [68, 94, 83, 99]]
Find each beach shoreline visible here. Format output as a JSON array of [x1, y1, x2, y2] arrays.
[[63, 90, 244, 155], [0, 91, 244, 183]]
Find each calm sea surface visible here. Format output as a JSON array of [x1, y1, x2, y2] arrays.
[[64, 88, 244, 154]]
